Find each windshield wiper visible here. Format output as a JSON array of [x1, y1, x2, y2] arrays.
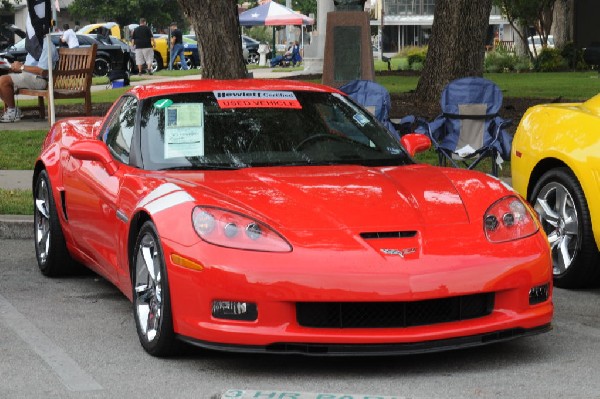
[[159, 165, 242, 171]]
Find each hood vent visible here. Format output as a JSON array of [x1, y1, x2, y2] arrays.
[[360, 231, 417, 239]]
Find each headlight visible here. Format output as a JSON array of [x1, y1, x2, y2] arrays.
[[192, 206, 292, 252], [484, 196, 539, 243]]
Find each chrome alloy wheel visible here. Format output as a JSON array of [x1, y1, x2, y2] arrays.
[[134, 233, 164, 343], [34, 177, 51, 264], [534, 181, 579, 276]]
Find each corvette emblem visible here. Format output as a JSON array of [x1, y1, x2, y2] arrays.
[[380, 248, 417, 258]]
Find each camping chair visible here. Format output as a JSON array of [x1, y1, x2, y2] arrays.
[[415, 77, 512, 177], [339, 80, 413, 141]]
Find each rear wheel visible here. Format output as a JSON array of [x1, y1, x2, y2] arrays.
[[152, 52, 163, 72], [94, 57, 110, 77], [132, 221, 177, 356], [530, 168, 600, 288], [34, 170, 74, 276]]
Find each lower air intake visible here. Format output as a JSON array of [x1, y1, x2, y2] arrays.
[[296, 293, 494, 328]]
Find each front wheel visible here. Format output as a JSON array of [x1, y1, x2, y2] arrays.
[[132, 221, 177, 356], [530, 168, 600, 288], [34, 170, 75, 276], [247, 52, 259, 64]]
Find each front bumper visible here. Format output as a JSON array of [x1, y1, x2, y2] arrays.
[[178, 324, 552, 356]]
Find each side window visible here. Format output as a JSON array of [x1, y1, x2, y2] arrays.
[[104, 96, 138, 164]]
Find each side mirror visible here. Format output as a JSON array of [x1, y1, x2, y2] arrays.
[[69, 140, 119, 175], [400, 133, 431, 157]]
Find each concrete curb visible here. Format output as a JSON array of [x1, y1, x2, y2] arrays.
[[0, 215, 34, 239]]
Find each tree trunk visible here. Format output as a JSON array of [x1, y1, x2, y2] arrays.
[[177, 0, 248, 79], [415, 0, 493, 103], [552, 0, 574, 47]]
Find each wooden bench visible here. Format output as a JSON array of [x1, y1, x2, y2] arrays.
[[18, 44, 97, 119]]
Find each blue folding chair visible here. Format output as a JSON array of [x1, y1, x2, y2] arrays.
[[416, 77, 512, 176], [339, 80, 413, 141]]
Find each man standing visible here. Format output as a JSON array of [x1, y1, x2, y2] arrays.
[[131, 18, 155, 75], [60, 23, 79, 48], [168, 22, 189, 70]]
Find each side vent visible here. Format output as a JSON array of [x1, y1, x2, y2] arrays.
[[60, 189, 68, 220]]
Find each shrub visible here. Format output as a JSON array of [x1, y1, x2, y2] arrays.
[[514, 56, 532, 72], [484, 49, 517, 72], [395, 58, 409, 71], [560, 42, 587, 71], [403, 46, 428, 69], [410, 61, 424, 71], [534, 48, 568, 72]]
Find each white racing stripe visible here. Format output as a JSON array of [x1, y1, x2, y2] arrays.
[[138, 183, 195, 215], [145, 190, 195, 214], [0, 293, 103, 392]]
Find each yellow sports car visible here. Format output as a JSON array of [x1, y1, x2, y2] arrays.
[[512, 94, 600, 288]]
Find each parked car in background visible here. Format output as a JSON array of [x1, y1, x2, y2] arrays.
[[242, 35, 260, 64], [0, 33, 132, 77], [0, 56, 10, 72], [77, 22, 121, 39], [583, 43, 600, 68], [185, 34, 249, 65], [512, 94, 600, 288], [528, 35, 554, 56]]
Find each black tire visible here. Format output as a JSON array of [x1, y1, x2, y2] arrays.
[[132, 221, 177, 356], [153, 52, 164, 72], [33, 170, 75, 277], [530, 167, 600, 288], [94, 57, 111, 77], [247, 52, 259, 64]]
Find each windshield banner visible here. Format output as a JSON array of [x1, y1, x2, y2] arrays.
[[214, 90, 302, 109]]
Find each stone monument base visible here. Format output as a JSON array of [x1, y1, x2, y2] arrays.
[[322, 11, 374, 88]]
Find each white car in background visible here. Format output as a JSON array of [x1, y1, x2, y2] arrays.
[[528, 35, 554, 55]]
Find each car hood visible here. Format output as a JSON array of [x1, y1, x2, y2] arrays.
[[162, 164, 489, 231]]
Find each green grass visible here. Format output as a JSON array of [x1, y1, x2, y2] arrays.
[[0, 130, 47, 169], [375, 71, 600, 100], [486, 72, 600, 100], [0, 189, 33, 215]]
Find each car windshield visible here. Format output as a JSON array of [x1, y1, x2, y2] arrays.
[[139, 90, 411, 170]]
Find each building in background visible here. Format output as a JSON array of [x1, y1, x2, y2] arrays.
[[369, 0, 513, 53]]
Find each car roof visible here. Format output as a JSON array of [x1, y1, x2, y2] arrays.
[[242, 35, 259, 43], [129, 79, 341, 100]]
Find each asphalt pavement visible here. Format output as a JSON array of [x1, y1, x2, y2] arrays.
[[0, 67, 316, 239]]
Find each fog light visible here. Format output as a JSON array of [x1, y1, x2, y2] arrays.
[[212, 300, 258, 321], [485, 215, 499, 231], [529, 283, 549, 305]]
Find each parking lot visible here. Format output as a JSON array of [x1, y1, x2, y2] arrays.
[[2, 238, 600, 399]]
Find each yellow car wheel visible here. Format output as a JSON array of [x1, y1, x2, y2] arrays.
[[531, 167, 600, 288]]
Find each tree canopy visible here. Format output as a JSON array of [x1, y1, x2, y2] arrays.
[[493, 0, 556, 59], [67, 0, 186, 31]]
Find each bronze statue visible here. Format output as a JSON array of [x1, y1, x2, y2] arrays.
[[333, 0, 367, 11]]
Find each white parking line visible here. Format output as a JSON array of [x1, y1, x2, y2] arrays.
[[0, 293, 103, 392], [221, 390, 404, 399]]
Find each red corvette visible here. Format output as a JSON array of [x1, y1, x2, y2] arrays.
[[33, 79, 552, 357]]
